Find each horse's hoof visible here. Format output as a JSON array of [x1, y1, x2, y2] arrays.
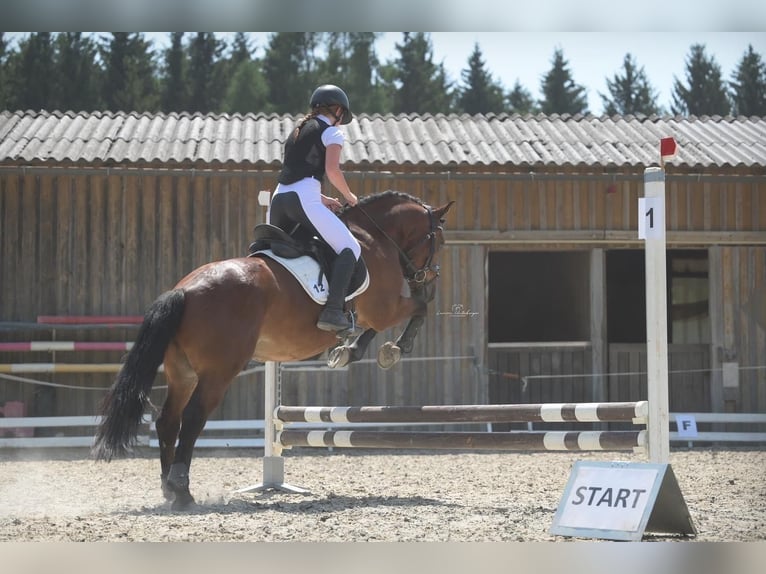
[[171, 493, 196, 511], [161, 475, 174, 501], [327, 345, 351, 369], [377, 342, 401, 370]]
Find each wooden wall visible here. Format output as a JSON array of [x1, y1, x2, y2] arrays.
[[428, 169, 766, 235], [1, 164, 764, 422], [0, 167, 485, 421], [709, 245, 766, 414]]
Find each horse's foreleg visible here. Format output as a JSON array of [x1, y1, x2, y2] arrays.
[[377, 303, 427, 370], [395, 313, 425, 354], [327, 328, 377, 368]]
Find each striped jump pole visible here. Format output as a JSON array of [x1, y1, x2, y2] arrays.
[[36, 315, 143, 325], [276, 401, 649, 425], [278, 429, 647, 452], [243, 360, 657, 496], [0, 363, 129, 373], [0, 342, 134, 352]]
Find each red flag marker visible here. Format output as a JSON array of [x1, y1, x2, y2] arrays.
[[660, 137, 677, 160]]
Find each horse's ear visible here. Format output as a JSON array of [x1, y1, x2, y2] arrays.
[[434, 200, 455, 222]]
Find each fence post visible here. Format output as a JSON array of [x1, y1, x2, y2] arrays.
[[642, 166, 670, 463]]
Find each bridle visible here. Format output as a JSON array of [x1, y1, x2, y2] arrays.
[[356, 202, 443, 298]]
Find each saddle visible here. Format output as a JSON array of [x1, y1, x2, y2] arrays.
[[248, 223, 368, 298], [249, 223, 314, 260]]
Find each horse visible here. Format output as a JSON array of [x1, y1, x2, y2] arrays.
[[93, 190, 454, 509]]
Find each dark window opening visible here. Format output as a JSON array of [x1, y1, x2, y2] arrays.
[[488, 251, 591, 343], [606, 249, 709, 344], [606, 250, 646, 343]]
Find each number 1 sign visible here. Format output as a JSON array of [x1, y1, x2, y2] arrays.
[[638, 196, 665, 239]]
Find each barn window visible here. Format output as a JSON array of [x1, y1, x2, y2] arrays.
[[606, 250, 646, 343], [669, 250, 710, 343], [488, 251, 591, 343], [606, 249, 709, 344]]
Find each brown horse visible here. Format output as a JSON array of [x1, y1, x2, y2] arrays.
[[93, 190, 453, 509]]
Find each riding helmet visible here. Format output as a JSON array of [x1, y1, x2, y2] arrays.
[[310, 84, 352, 124]]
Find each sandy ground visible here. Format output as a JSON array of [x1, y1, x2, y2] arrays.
[[0, 447, 763, 542]]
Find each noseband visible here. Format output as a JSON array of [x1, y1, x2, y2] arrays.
[[399, 206, 441, 285]]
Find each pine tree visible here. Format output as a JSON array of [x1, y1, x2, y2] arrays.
[[223, 60, 270, 114], [314, 32, 384, 115], [160, 33, 187, 113], [346, 33, 384, 113], [52, 33, 102, 112], [6, 32, 56, 110], [539, 48, 588, 115], [101, 33, 159, 112], [457, 43, 505, 114], [187, 33, 226, 113], [729, 44, 766, 116], [599, 53, 661, 116], [0, 33, 7, 108], [507, 80, 538, 114], [392, 32, 453, 114], [230, 33, 253, 65], [262, 32, 321, 114], [671, 43, 731, 116]]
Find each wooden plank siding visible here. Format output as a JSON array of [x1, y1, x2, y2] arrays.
[[1, 164, 765, 425], [709, 245, 766, 418], [0, 170, 276, 421]]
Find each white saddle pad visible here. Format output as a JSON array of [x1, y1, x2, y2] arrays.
[[255, 250, 369, 305]]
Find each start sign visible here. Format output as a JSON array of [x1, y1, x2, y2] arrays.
[[550, 461, 696, 541]]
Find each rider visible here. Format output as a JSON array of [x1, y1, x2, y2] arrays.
[[267, 84, 360, 333]]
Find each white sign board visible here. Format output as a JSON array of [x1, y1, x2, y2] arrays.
[[258, 190, 272, 206], [675, 415, 698, 438], [638, 196, 665, 239], [550, 461, 696, 541]]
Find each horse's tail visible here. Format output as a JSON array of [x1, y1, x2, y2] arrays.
[[92, 288, 186, 461]]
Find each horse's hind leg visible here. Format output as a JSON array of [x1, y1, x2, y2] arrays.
[[167, 374, 232, 510], [156, 345, 198, 502], [164, 387, 205, 510]]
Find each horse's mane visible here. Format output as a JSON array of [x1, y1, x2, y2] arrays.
[[341, 190, 426, 215]]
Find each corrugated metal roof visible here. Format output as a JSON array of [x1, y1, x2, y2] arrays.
[[1, 110, 765, 168]]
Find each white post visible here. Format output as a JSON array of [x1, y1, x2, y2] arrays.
[[234, 360, 308, 494], [642, 167, 670, 463], [263, 360, 281, 458]]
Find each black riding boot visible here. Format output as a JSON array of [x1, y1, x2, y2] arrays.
[[317, 248, 357, 332]]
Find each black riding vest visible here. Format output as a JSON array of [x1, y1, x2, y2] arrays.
[[278, 118, 331, 185]]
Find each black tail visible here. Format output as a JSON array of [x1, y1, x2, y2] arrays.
[[92, 289, 186, 461]]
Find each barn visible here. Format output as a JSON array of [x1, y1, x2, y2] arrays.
[[0, 110, 764, 433]]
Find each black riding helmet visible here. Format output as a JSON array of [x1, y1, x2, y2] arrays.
[[310, 84, 352, 125]]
